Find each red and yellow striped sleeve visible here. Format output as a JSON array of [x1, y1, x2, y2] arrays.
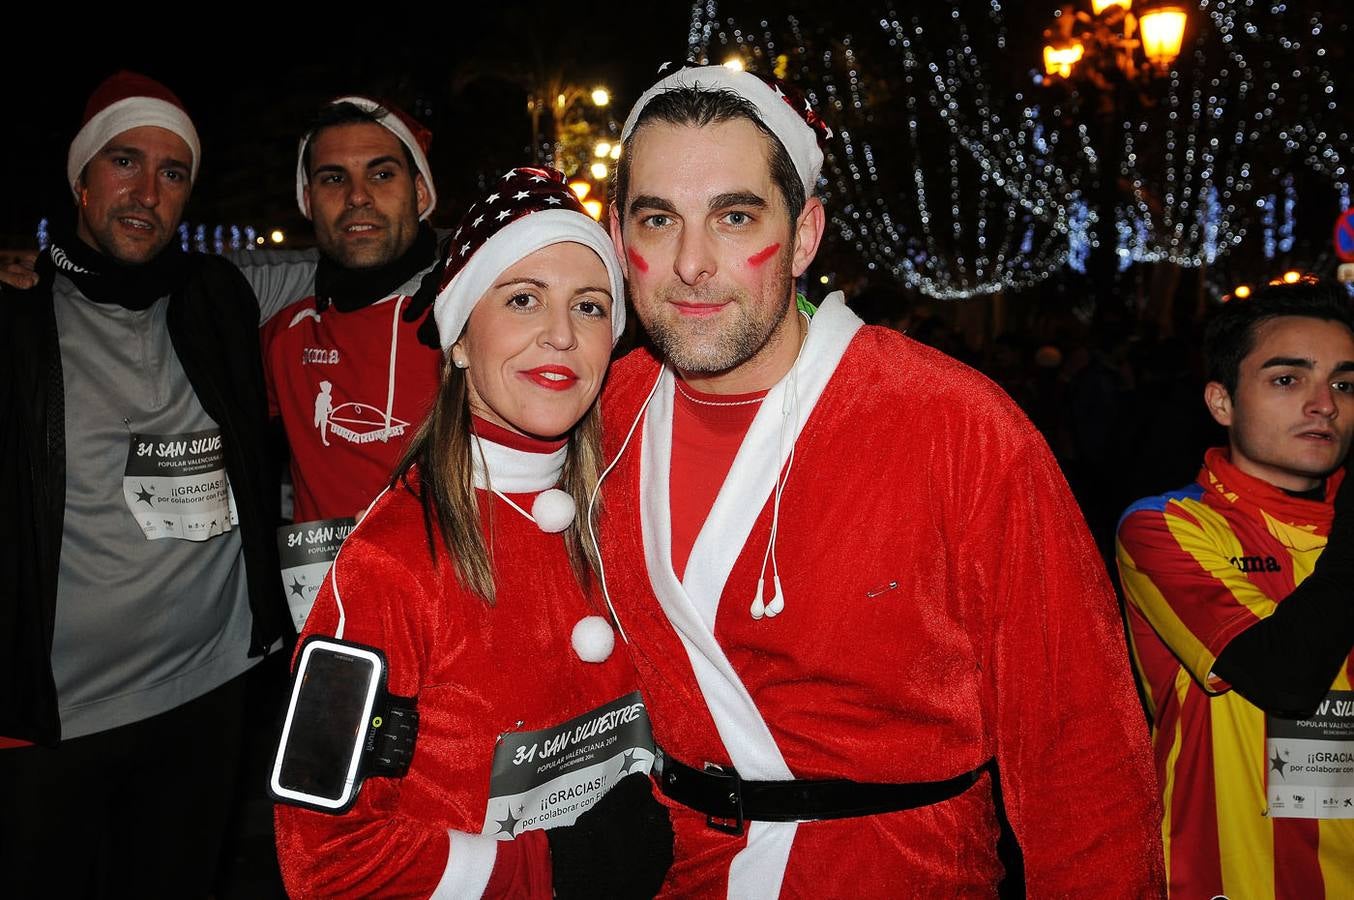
[[1116, 491, 1278, 691]]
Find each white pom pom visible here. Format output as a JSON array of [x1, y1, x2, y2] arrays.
[[531, 489, 576, 533], [571, 615, 615, 663]]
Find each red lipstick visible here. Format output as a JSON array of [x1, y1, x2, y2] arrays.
[[628, 247, 650, 273], [522, 365, 579, 391]]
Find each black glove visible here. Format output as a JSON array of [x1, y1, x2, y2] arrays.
[[1323, 464, 1354, 573], [1213, 465, 1354, 714], [545, 772, 674, 899]]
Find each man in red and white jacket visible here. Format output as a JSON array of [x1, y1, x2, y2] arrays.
[[597, 62, 1165, 897], [255, 97, 444, 528]]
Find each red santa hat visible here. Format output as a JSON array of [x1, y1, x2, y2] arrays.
[[295, 96, 438, 221], [621, 61, 833, 197], [433, 166, 625, 351], [67, 71, 201, 195]]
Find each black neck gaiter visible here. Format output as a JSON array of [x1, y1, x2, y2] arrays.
[[314, 223, 438, 313], [41, 234, 189, 311]]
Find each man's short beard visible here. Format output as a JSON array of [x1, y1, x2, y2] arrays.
[[644, 296, 771, 375], [641, 254, 796, 376]]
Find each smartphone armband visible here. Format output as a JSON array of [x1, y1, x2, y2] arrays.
[[268, 636, 419, 814]]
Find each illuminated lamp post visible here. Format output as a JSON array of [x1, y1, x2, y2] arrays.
[[527, 82, 614, 176], [1039, 1, 1189, 318], [1137, 5, 1188, 71]]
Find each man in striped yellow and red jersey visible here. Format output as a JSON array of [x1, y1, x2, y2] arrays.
[[1118, 278, 1354, 899]]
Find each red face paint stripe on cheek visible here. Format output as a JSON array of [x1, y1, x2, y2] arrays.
[[746, 243, 781, 267], [627, 247, 649, 273]]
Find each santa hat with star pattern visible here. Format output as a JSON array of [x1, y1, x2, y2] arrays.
[[432, 166, 625, 352]]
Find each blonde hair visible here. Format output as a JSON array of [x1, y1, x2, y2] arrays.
[[393, 354, 603, 604]]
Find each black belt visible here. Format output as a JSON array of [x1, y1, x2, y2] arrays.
[[655, 748, 990, 837]]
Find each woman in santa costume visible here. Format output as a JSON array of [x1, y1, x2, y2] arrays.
[[274, 167, 671, 899]]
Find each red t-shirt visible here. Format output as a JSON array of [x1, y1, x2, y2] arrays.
[[669, 380, 767, 579], [262, 294, 442, 524]]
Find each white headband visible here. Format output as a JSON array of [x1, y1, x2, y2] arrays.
[[621, 65, 825, 196]]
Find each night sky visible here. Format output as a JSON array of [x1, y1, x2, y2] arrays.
[[2, 4, 694, 249], [6, 3, 1345, 291]]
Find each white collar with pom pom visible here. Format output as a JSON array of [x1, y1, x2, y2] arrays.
[[471, 432, 576, 533], [471, 433, 566, 493]]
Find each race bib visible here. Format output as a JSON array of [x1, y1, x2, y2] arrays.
[[1266, 690, 1354, 819], [277, 517, 356, 631], [123, 429, 237, 542], [482, 692, 655, 839]]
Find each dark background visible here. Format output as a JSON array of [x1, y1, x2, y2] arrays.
[[0, 4, 695, 249]]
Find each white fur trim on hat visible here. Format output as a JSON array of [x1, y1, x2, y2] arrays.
[[295, 95, 438, 221], [621, 65, 823, 196], [67, 96, 201, 195], [432, 209, 626, 351]]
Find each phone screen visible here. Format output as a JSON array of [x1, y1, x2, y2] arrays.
[[276, 646, 378, 803]]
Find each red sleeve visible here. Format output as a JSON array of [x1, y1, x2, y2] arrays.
[[483, 830, 552, 897], [970, 431, 1166, 898], [273, 531, 552, 899], [1116, 501, 1271, 691]]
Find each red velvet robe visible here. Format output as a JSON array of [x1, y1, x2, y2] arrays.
[[598, 294, 1165, 898], [275, 475, 638, 898]]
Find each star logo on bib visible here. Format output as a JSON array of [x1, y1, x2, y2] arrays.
[[495, 805, 522, 836], [619, 749, 644, 775], [133, 484, 157, 506], [1270, 749, 1288, 778], [289, 577, 307, 597]]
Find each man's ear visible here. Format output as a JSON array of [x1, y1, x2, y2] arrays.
[[414, 174, 431, 218], [302, 182, 313, 221], [608, 206, 626, 263], [1204, 381, 1234, 427], [790, 196, 826, 279]]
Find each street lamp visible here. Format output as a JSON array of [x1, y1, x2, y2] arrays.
[[1138, 6, 1188, 70], [1043, 43, 1085, 79], [526, 83, 620, 220], [1038, 1, 1191, 319], [528, 81, 616, 176], [1041, 1, 1188, 85]]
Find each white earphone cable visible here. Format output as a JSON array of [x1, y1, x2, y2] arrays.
[[587, 366, 665, 643]]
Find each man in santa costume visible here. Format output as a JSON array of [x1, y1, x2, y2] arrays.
[[596, 62, 1165, 897]]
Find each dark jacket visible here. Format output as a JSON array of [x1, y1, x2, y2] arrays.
[[0, 253, 292, 746]]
